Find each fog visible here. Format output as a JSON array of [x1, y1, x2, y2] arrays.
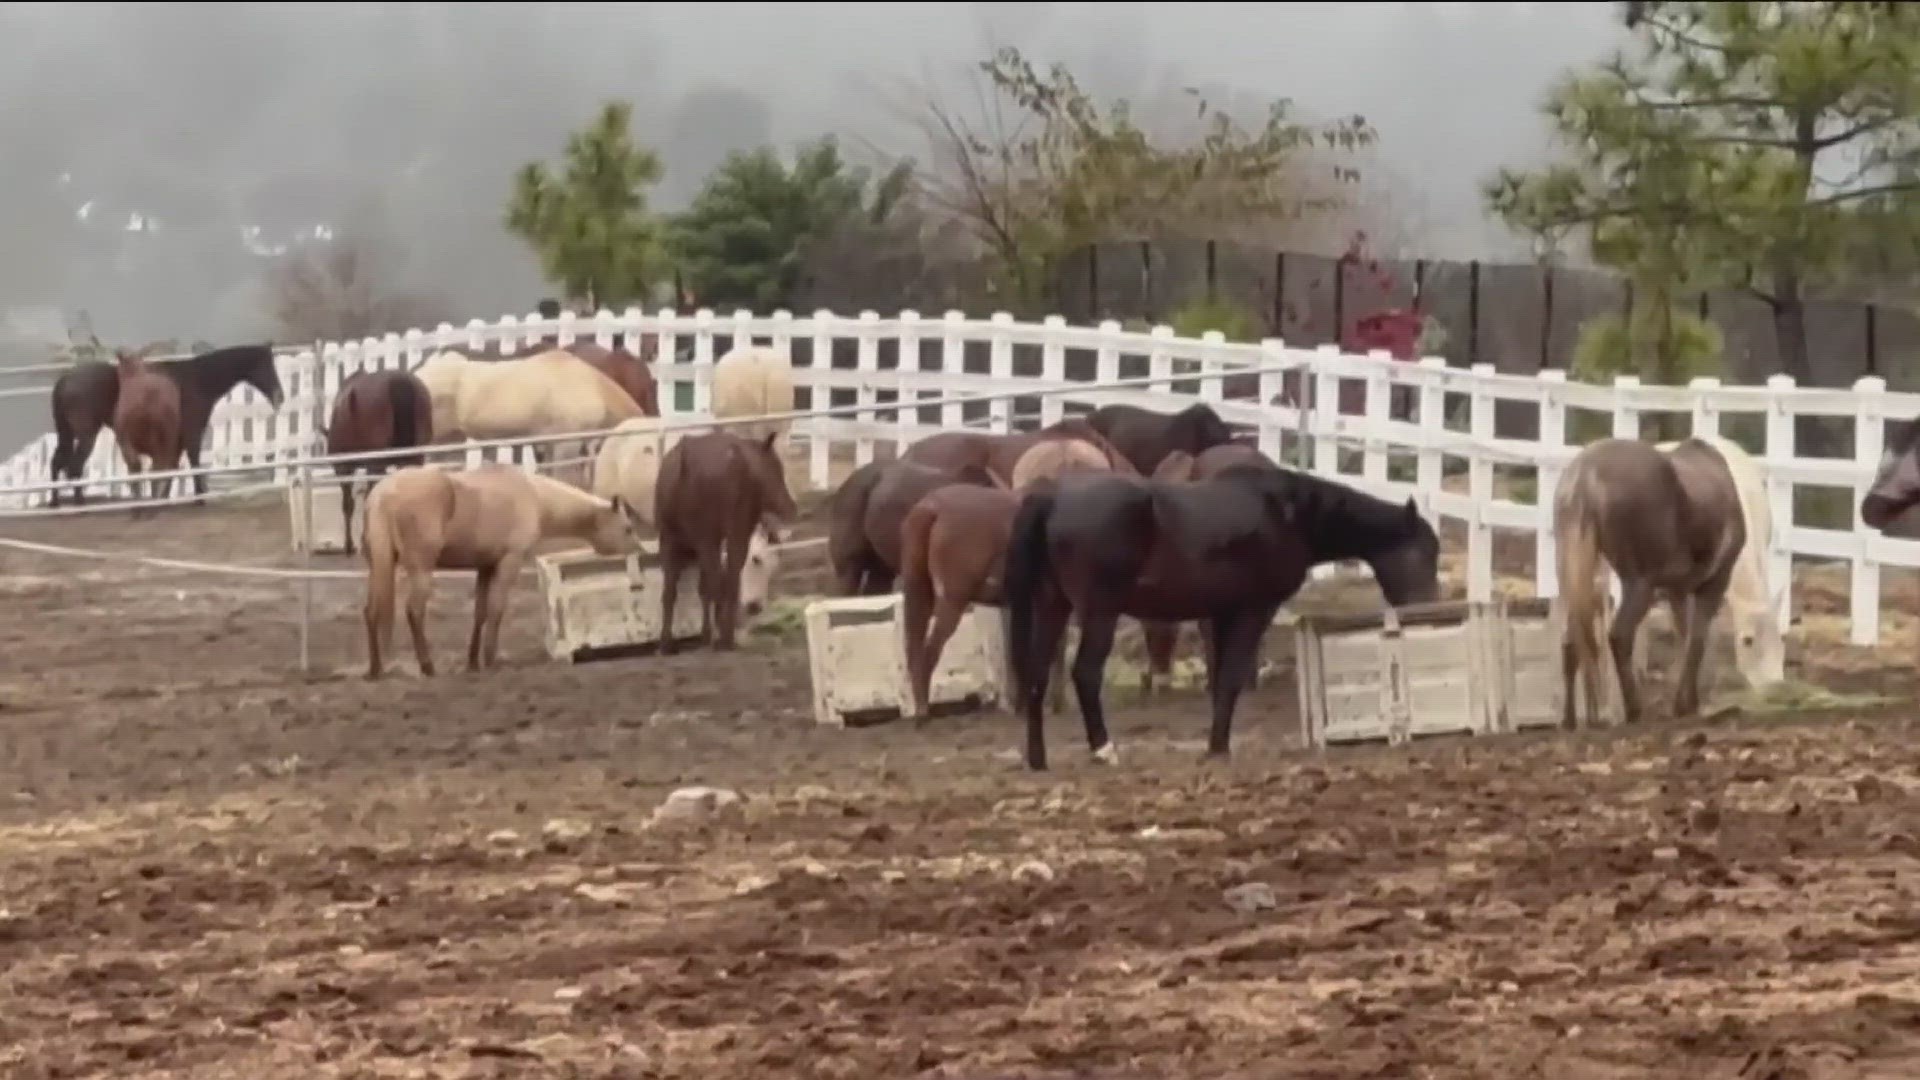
[[0, 1, 1622, 352]]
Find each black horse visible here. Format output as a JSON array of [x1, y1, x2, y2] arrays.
[[1003, 462, 1442, 771]]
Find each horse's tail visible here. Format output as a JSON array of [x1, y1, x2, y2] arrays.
[[828, 462, 887, 592], [1002, 487, 1057, 704], [362, 483, 400, 639], [1554, 477, 1606, 665]]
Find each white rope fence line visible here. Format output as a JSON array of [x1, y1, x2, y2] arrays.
[[0, 534, 830, 582], [0, 357, 1320, 503]]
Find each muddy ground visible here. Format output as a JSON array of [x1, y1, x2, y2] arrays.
[[1, 489, 1919, 1078]]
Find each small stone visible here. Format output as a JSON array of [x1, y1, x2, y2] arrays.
[[553, 987, 584, 1002], [1012, 860, 1056, 884], [575, 882, 644, 905], [485, 829, 521, 846], [542, 819, 592, 844], [793, 784, 834, 802], [647, 786, 745, 828], [338, 944, 365, 957], [880, 869, 907, 883], [1652, 846, 1680, 861], [1224, 882, 1278, 914]]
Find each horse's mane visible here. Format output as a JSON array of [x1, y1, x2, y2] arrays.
[[1220, 463, 1429, 548], [169, 344, 275, 390]]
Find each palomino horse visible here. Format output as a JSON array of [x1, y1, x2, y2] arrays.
[[325, 369, 436, 555], [654, 430, 799, 651], [49, 343, 285, 505], [49, 361, 118, 507], [361, 464, 644, 679], [900, 417, 1134, 486], [1553, 437, 1751, 728], [899, 437, 1117, 721], [1004, 463, 1441, 770], [827, 459, 1003, 596], [412, 348, 645, 484], [712, 345, 797, 452], [110, 350, 185, 512]]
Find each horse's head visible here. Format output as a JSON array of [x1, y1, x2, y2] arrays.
[[743, 429, 799, 525], [245, 344, 286, 410], [1862, 417, 1920, 530], [739, 525, 780, 620], [1365, 498, 1443, 607], [1171, 403, 1235, 454], [587, 493, 647, 556]]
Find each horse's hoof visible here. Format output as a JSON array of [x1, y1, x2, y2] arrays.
[[1091, 742, 1121, 766]]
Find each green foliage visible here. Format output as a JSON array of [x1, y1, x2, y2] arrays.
[[1167, 296, 1266, 343], [926, 47, 1376, 306], [1485, 3, 1920, 385], [505, 101, 666, 309], [1569, 307, 1724, 386], [670, 137, 913, 309]]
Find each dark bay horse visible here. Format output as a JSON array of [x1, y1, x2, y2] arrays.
[[1004, 463, 1441, 770], [325, 369, 436, 555], [1086, 402, 1238, 475], [49, 361, 119, 506], [900, 417, 1133, 486], [828, 458, 1002, 595], [655, 430, 799, 651], [1863, 417, 1920, 531], [1555, 437, 1748, 727], [168, 344, 286, 500]]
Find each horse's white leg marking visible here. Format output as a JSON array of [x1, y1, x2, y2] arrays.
[[1092, 741, 1121, 766]]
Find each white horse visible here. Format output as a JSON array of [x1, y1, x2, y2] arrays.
[[413, 348, 646, 484], [711, 345, 796, 453]]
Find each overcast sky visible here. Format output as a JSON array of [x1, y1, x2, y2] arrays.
[[0, 1, 1623, 350]]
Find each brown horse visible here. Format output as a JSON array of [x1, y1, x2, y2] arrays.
[[325, 369, 436, 555], [361, 464, 645, 679], [900, 417, 1134, 486], [110, 350, 185, 512], [828, 459, 1003, 595], [1554, 437, 1748, 728], [654, 430, 799, 651], [1004, 462, 1441, 770], [49, 361, 118, 507], [1140, 441, 1276, 687], [899, 437, 1117, 720]]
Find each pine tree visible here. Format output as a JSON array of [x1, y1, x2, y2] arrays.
[[505, 101, 666, 309]]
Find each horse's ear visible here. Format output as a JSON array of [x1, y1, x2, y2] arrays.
[[761, 430, 778, 451]]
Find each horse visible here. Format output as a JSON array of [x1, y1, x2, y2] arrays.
[[654, 430, 799, 651], [412, 348, 645, 484], [899, 437, 1119, 720], [324, 369, 436, 555], [1085, 402, 1238, 476], [165, 344, 287, 501], [1554, 436, 1754, 728], [900, 417, 1134, 487], [48, 361, 118, 507], [1003, 463, 1441, 770], [109, 350, 186, 513], [562, 341, 660, 419], [828, 459, 1003, 595], [361, 464, 645, 679], [1863, 416, 1920, 531], [712, 345, 797, 452]]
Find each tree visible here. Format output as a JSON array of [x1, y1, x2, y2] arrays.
[[505, 101, 666, 310], [266, 224, 450, 344], [669, 137, 913, 309], [917, 47, 1375, 308], [1486, 2, 1920, 400]]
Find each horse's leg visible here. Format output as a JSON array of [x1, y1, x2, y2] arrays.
[[467, 564, 497, 670], [658, 539, 693, 656], [1607, 579, 1657, 723], [919, 591, 975, 722], [364, 553, 394, 681], [1673, 590, 1727, 718], [1022, 588, 1074, 771], [1068, 602, 1123, 764], [404, 566, 437, 677], [1206, 604, 1279, 758], [1141, 619, 1177, 694], [480, 553, 525, 669], [339, 468, 358, 557], [72, 427, 102, 506], [714, 529, 750, 650], [901, 570, 938, 720]]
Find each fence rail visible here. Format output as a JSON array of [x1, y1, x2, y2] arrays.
[[2, 305, 1916, 650]]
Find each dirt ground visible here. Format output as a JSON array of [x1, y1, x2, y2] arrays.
[[2, 489, 1920, 1078]]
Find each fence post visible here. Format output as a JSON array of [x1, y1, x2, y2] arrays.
[[1467, 363, 1496, 602], [855, 310, 880, 468], [297, 464, 313, 675], [1040, 316, 1067, 427], [1415, 356, 1447, 511], [988, 312, 1014, 434], [810, 310, 837, 489], [692, 309, 717, 417], [896, 310, 921, 454], [1535, 369, 1567, 598], [1764, 373, 1797, 634], [1851, 375, 1886, 646], [1362, 349, 1391, 487], [1257, 338, 1288, 461], [940, 311, 967, 432], [1689, 376, 1722, 440], [1611, 375, 1642, 439], [1199, 330, 1226, 406], [1312, 344, 1342, 477]]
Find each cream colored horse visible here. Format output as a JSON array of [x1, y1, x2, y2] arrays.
[[589, 416, 780, 618], [362, 463, 644, 679], [413, 348, 645, 484], [712, 345, 796, 453]]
